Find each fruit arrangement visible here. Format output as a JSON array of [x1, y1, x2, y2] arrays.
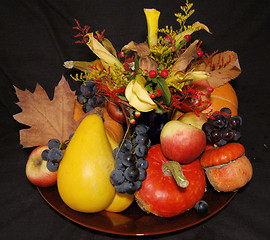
[[14, 1, 252, 218]]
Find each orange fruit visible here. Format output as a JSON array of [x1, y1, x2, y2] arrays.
[[203, 83, 238, 116]]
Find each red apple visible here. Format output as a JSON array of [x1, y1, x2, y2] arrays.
[[160, 120, 206, 164], [26, 145, 57, 187], [106, 101, 126, 123], [178, 112, 208, 130]]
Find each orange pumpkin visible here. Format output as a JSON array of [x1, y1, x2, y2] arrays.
[[200, 143, 252, 192], [203, 83, 238, 116], [73, 99, 124, 144]]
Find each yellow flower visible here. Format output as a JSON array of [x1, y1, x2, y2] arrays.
[[166, 70, 209, 87], [144, 8, 160, 48], [85, 33, 125, 72], [125, 75, 157, 112]]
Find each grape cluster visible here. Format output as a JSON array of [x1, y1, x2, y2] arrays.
[[110, 124, 151, 194], [41, 138, 64, 171], [202, 107, 242, 146], [77, 81, 105, 113]]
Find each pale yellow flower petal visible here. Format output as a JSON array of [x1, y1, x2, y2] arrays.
[[144, 8, 160, 48], [85, 33, 124, 71], [125, 76, 157, 112]]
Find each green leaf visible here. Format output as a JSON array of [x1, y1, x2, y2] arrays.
[[156, 77, 172, 105]]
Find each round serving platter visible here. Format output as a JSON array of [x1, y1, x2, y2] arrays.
[[37, 183, 236, 236]]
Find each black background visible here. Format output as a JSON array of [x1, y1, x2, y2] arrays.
[[0, 0, 269, 239]]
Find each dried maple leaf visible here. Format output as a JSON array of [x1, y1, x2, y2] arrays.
[[195, 51, 241, 88], [13, 76, 79, 148]]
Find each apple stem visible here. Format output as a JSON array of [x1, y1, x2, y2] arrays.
[[162, 161, 189, 188]]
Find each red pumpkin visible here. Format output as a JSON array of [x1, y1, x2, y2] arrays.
[[135, 144, 206, 217]]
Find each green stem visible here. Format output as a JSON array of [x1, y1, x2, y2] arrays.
[[162, 161, 189, 188]]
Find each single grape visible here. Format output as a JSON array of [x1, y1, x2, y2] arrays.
[[119, 139, 133, 152], [146, 138, 151, 149], [124, 166, 139, 181], [115, 182, 126, 193], [211, 129, 221, 142], [221, 129, 234, 141], [46, 160, 59, 172], [77, 94, 88, 104], [80, 84, 95, 98], [206, 134, 212, 143], [122, 152, 136, 167], [135, 134, 149, 145], [83, 102, 94, 113], [202, 122, 215, 135], [232, 130, 241, 141], [41, 149, 50, 161], [136, 158, 148, 169], [194, 200, 208, 213], [134, 144, 148, 157], [213, 114, 227, 129], [135, 180, 142, 191], [138, 167, 147, 181], [229, 116, 242, 129], [220, 107, 232, 117], [135, 124, 148, 135], [115, 158, 126, 171], [48, 138, 61, 149], [95, 95, 105, 106], [215, 139, 227, 146], [113, 147, 120, 159], [110, 169, 125, 186], [123, 181, 137, 194], [84, 80, 95, 88], [47, 148, 63, 162]]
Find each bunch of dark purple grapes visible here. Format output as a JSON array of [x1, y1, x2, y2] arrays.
[[110, 124, 151, 194], [77, 81, 105, 113], [41, 138, 64, 171], [202, 107, 242, 146]]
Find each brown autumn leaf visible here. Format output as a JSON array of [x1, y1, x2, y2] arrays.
[[122, 41, 158, 72], [122, 41, 150, 58], [171, 40, 199, 74], [195, 51, 241, 88], [13, 76, 79, 148]]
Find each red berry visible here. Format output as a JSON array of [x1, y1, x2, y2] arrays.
[[161, 69, 169, 77], [149, 70, 157, 78], [207, 86, 214, 93], [150, 93, 156, 99], [119, 51, 124, 58], [135, 111, 141, 118], [130, 119, 136, 124], [184, 34, 191, 42], [197, 49, 203, 57], [156, 89, 162, 97]]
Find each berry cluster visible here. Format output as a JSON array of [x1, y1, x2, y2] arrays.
[[77, 81, 105, 113], [202, 107, 242, 146], [110, 124, 150, 194], [41, 138, 64, 171]]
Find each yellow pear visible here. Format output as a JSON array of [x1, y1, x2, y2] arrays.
[[57, 114, 116, 213]]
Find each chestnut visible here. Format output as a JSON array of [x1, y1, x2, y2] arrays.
[[200, 143, 253, 192]]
